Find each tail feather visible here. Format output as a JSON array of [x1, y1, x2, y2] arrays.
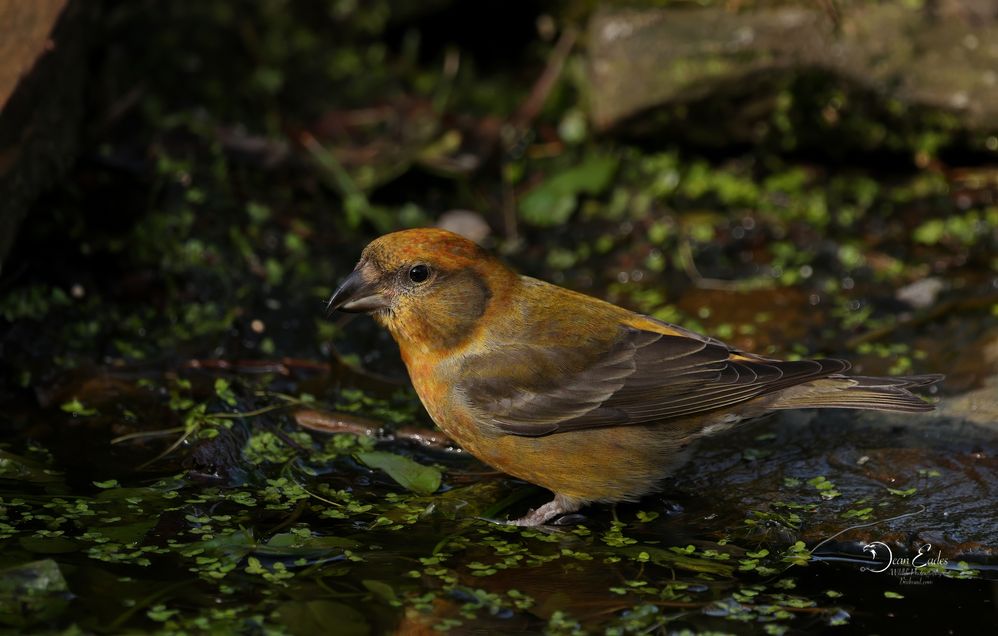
[[770, 373, 944, 413]]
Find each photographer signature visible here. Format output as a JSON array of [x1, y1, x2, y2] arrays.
[[860, 541, 948, 574]]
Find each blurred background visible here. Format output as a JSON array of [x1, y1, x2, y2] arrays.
[[2, 0, 996, 379], [0, 1, 996, 634]]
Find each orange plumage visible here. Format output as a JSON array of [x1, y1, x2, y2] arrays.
[[328, 228, 942, 525]]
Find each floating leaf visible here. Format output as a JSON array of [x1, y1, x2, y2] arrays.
[[362, 579, 397, 603], [95, 519, 156, 544], [274, 600, 369, 636], [617, 546, 734, 576], [256, 533, 360, 560], [355, 451, 441, 496], [18, 536, 81, 555], [0, 451, 62, 484]]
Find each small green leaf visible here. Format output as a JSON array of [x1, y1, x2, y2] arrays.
[[60, 399, 97, 417], [214, 378, 238, 406], [913, 219, 945, 244], [884, 590, 904, 599], [147, 604, 179, 622], [355, 451, 441, 496], [519, 155, 619, 227], [93, 479, 119, 489], [636, 511, 659, 523]]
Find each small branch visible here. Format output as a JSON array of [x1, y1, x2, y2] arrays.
[[294, 408, 456, 451], [136, 428, 195, 469], [111, 427, 185, 445], [512, 25, 579, 128], [846, 292, 998, 350], [679, 235, 771, 291]]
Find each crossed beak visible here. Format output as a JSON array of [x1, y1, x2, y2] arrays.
[[327, 265, 388, 313]]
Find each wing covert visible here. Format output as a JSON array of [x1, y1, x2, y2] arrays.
[[456, 324, 848, 436]]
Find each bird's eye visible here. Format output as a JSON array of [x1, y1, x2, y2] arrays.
[[408, 264, 430, 284]]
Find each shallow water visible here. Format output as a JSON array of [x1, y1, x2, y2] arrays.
[[1, 360, 995, 633]]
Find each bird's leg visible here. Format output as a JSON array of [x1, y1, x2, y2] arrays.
[[509, 494, 582, 526]]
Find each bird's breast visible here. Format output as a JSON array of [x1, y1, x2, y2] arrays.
[[400, 347, 495, 454]]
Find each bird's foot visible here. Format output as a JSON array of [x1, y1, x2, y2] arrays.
[[508, 495, 582, 527]]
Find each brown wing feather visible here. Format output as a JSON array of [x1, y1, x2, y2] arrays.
[[458, 326, 849, 437]]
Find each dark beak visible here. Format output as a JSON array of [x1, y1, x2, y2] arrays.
[[327, 268, 388, 313]]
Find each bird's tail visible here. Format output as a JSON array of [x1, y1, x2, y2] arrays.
[[769, 374, 944, 413]]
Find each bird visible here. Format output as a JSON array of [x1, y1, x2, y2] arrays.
[[326, 228, 943, 526]]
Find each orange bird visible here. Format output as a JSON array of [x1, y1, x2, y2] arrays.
[[327, 228, 942, 525]]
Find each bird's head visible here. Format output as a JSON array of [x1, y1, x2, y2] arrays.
[[327, 228, 517, 353]]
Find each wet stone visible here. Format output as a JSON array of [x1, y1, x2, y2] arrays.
[[588, 3, 998, 131]]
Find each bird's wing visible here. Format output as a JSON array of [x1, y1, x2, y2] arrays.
[[456, 325, 849, 436]]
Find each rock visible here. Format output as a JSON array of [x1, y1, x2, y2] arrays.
[[672, 407, 998, 558], [938, 373, 998, 430], [0, 1, 67, 110], [436, 210, 491, 244], [940, 326, 998, 394], [895, 277, 946, 310], [587, 2, 998, 131], [0, 0, 95, 272]]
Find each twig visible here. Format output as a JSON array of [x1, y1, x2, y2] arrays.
[[293, 408, 456, 451], [137, 428, 196, 469], [501, 169, 520, 244], [512, 25, 579, 128], [212, 403, 294, 419], [111, 427, 185, 445], [810, 505, 926, 555], [302, 486, 344, 508], [299, 130, 373, 225], [266, 498, 308, 537], [846, 293, 998, 349], [679, 235, 771, 291], [501, 24, 579, 242], [268, 423, 310, 455]]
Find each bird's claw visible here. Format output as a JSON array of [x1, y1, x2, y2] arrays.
[[473, 515, 513, 526], [506, 495, 582, 526]]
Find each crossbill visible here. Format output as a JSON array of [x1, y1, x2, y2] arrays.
[[327, 228, 942, 525]]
